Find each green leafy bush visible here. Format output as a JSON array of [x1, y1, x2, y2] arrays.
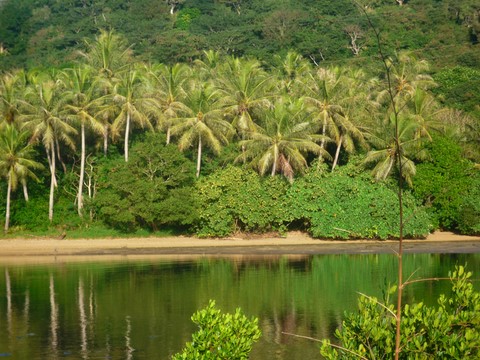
[[413, 136, 477, 231], [172, 300, 261, 360], [195, 166, 289, 237], [94, 133, 198, 232], [320, 265, 480, 359], [286, 166, 432, 239], [457, 172, 480, 235]]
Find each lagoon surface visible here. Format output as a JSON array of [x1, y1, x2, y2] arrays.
[[1, 253, 480, 359]]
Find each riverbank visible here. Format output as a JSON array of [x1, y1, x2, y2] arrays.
[[0, 231, 479, 265]]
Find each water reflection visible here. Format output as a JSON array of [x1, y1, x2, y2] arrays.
[[49, 274, 58, 359], [78, 278, 88, 359], [5, 269, 11, 338], [0, 253, 479, 359], [125, 316, 134, 360]]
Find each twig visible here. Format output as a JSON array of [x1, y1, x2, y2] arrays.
[[282, 332, 369, 360]]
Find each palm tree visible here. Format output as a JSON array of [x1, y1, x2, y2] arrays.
[[329, 68, 370, 171], [62, 65, 104, 215], [171, 81, 234, 177], [302, 67, 347, 164], [79, 29, 132, 80], [330, 111, 368, 171], [409, 88, 443, 141], [144, 63, 190, 144], [377, 51, 436, 108], [238, 97, 327, 181], [79, 29, 133, 156], [217, 57, 273, 137], [273, 51, 312, 95], [0, 70, 25, 126], [193, 50, 224, 82], [20, 77, 77, 221], [110, 66, 155, 162], [363, 114, 427, 186], [0, 125, 43, 231]]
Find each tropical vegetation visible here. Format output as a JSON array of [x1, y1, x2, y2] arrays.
[[320, 265, 480, 359], [0, 0, 478, 237]]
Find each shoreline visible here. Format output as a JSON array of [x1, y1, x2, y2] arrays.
[[0, 231, 479, 265]]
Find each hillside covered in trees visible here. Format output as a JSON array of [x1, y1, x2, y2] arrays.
[[0, 0, 478, 238]]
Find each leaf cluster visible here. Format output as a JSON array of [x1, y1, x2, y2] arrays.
[[321, 265, 480, 359], [172, 299, 261, 360]]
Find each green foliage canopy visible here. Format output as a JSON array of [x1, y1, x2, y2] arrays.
[[94, 132, 198, 232]]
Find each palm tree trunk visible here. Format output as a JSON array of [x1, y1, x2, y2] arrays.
[[331, 136, 343, 172], [103, 124, 109, 157], [46, 148, 57, 187], [22, 181, 29, 202], [78, 122, 85, 216], [196, 135, 202, 178], [166, 127, 171, 145], [271, 145, 278, 177], [318, 116, 327, 165], [55, 137, 67, 173], [124, 113, 130, 162], [5, 173, 11, 232], [49, 142, 56, 222]]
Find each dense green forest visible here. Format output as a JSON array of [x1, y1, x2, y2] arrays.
[[0, 0, 478, 238]]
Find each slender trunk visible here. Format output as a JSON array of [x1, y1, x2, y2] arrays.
[[196, 135, 202, 178], [78, 122, 85, 216], [46, 148, 57, 187], [166, 127, 171, 145], [394, 125, 405, 360], [103, 124, 108, 157], [49, 142, 56, 222], [318, 114, 327, 165], [170, 4, 175, 15], [55, 137, 67, 173], [271, 145, 278, 177], [331, 136, 343, 172], [5, 173, 11, 232], [124, 113, 130, 162], [22, 181, 29, 202]]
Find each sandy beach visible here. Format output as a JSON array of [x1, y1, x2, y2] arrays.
[[0, 231, 478, 264]]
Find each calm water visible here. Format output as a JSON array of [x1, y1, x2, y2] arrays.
[[1, 253, 480, 359]]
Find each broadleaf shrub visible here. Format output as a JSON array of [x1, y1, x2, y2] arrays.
[[195, 165, 289, 237], [172, 300, 261, 360], [94, 133, 198, 232], [413, 136, 477, 232], [320, 265, 480, 359], [286, 167, 432, 239]]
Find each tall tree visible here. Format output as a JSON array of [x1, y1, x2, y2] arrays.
[[0, 70, 25, 126], [144, 63, 190, 144], [363, 114, 427, 187], [79, 29, 133, 156], [302, 67, 347, 165], [62, 65, 104, 215], [238, 97, 326, 181], [0, 125, 43, 231], [273, 51, 312, 96], [171, 82, 234, 177], [110, 67, 155, 162], [217, 57, 273, 138], [20, 76, 77, 221]]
